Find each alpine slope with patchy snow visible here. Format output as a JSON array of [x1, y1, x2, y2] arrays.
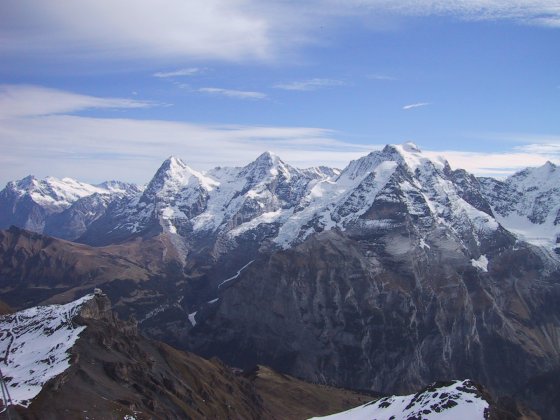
[[309, 380, 489, 420], [0, 295, 94, 407]]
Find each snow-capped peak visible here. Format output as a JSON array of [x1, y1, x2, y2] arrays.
[[479, 160, 560, 251], [144, 156, 218, 199], [339, 142, 434, 182], [240, 151, 295, 182], [383, 142, 445, 173], [508, 160, 560, 192], [0, 295, 95, 407], [403, 141, 420, 152], [6, 175, 114, 211]]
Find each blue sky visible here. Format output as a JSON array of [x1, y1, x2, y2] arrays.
[[1, 0, 559, 185]]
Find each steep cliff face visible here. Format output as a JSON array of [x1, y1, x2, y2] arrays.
[[188, 228, 560, 417]]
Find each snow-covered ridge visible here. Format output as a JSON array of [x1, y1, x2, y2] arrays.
[[309, 380, 489, 420], [479, 161, 560, 251], [5, 175, 139, 212], [6, 144, 559, 256], [73, 143, 517, 253], [0, 295, 94, 407]]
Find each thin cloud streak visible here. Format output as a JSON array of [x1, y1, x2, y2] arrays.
[[402, 102, 431, 110], [274, 78, 346, 91], [367, 74, 397, 81], [0, 84, 154, 118], [153, 68, 202, 78], [198, 87, 267, 100]]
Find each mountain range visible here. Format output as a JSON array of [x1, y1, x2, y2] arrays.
[[1, 143, 559, 418]]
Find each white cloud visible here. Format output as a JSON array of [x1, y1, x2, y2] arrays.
[[0, 85, 372, 185], [0, 114, 374, 186], [274, 78, 346, 91], [153, 68, 202, 78], [2, 85, 559, 187], [402, 102, 431, 110], [0, 0, 271, 61], [198, 87, 267, 100], [0, 84, 153, 118], [1, 1, 559, 63]]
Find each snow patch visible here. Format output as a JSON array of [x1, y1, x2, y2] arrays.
[[471, 255, 489, 272], [188, 311, 197, 327]]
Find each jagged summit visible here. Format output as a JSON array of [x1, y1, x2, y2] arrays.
[[143, 155, 217, 200], [240, 150, 293, 180], [479, 158, 560, 250]]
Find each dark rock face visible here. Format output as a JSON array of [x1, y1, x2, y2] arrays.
[[43, 193, 114, 240], [188, 228, 560, 418]]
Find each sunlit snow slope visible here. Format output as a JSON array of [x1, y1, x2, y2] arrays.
[[0, 295, 93, 406], [309, 380, 489, 420]]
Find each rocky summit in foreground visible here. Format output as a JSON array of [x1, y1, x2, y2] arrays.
[[310, 380, 491, 420]]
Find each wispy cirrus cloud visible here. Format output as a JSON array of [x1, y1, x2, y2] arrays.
[[274, 78, 346, 91], [328, 0, 560, 27], [0, 84, 154, 118], [153, 67, 202, 78], [367, 74, 397, 81], [198, 87, 267, 100], [1, 1, 559, 65], [402, 102, 431, 110], [1, 0, 559, 67]]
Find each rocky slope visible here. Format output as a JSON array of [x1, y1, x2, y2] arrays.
[[187, 226, 560, 418], [0, 294, 372, 419], [0, 226, 186, 318]]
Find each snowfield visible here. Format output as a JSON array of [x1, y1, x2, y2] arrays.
[[0, 295, 94, 407], [309, 380, 489, 420]]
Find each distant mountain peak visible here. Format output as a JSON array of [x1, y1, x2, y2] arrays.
[[241, 150, 294, 182]]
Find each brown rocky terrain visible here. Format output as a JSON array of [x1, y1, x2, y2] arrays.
[[0, 226, 187, 312], [8, 294, 372, 420]]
